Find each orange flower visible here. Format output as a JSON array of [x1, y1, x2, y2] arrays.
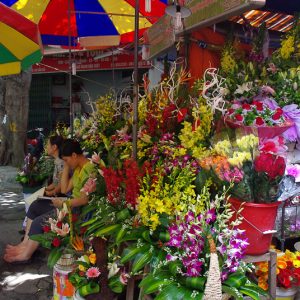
[[89, 253, 96, 265], [71, 235, 84, 251], [277, 259, 287, 269], [258, 281, 268, 291]]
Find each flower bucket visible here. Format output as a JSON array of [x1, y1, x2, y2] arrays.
[[53, 254, 75, 300], [276, 287, 297, 300], [228, 197, 280, 255]]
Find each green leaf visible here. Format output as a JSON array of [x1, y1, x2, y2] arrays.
[[94, 224, 121, 237], [142, 229, 152, 243], [47, 247, 63, 268], [240, 285, 269, 300], [222, 285, 243, 300], [143, 278, 174, 294], [168, 261, 183, 276], [132, 251, 153, 274], [179, 286, 203, 300], [115, 226, 127, 244], [184, 276, 206, 291], [223, 272, 247, 289], [139, 274, 156, 288], [120, 245, 150, 264], [155, 284, 186, 300]]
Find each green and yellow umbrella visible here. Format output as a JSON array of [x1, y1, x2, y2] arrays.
[[0, 2, 42, 76]]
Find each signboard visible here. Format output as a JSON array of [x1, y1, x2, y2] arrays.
[[144, 0, 265, 59], [183, 0, 266, 33], [143, 14, 175, 60], [32, 51, 151, 74]]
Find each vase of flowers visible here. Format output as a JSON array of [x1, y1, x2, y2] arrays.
[[199, 133, 286, 255]]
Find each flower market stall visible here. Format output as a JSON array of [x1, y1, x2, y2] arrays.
[[27, 9, 300, 300]]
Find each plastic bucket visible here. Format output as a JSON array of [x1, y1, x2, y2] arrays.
[[276, 287, 297, 300], [53, 254, 75, 300], [228, 197, 280, 255]]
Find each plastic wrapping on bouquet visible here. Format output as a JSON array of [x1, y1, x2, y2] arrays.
[[224, 117, 294, 140]]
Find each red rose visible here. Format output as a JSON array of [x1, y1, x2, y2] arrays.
[[276, 108, 283, 115], [227, 108, 235, 115], [255, 117, 265, 126], [269, 155, 285, 179], [254, 153, 273, 173], [272, 112, 282, 121], [43, 225, 51, 233], [253, 101, 264, 111], [177, 108, 188, 123], [242, 103, 251, 110], [52, 237, 61, 247], [235, 114, 244, 122], [56, 221, 62, 228]]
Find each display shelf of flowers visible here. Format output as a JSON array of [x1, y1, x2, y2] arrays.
[[28, 47, 300, 299], [66, 66, 269, 299]]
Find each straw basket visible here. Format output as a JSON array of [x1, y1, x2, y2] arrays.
[[203, 235, 230, 300]]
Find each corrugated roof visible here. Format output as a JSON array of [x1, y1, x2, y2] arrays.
[[231, 10, 295, 32]]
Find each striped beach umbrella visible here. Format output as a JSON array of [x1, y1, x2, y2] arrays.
[[0, 0, 168, 48], [0, 2, 42, 76]]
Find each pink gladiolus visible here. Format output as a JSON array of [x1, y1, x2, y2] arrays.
[[81, 178, 97, 195], [86, 267, 101, 278]]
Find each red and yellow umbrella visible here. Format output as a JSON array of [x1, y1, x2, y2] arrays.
[[0, 0, 167, 48], [0, 2, 42, 76]]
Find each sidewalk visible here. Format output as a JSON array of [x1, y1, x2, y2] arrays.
[[0, 166, 52, 300]]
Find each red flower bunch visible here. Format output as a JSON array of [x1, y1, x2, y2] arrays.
[[123, 159, 143, 208], [226, 101, 287, 127], [102, 159, 144, 207], [102, 167, 123, 205], [254, 153, 286, 179]]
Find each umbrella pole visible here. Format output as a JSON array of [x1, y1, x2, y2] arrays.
[[132, 0, 140, 160], [68, 0, 73, 134]]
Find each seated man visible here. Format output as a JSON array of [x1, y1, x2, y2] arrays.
[[4, 139, 95, 263]]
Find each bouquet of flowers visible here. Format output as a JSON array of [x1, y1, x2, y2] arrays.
[[137, 184, 268, 299], [225, 101, 288, 127], [199, 133, 286, 203], [256, 249, 300, 290], [69, 249, 101, 297], [16, 153, 54, 186], [30, 203, 83, 268]]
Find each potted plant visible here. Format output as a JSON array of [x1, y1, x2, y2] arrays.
[[198, 132, 286, 255], [256, 249, 300, 299]]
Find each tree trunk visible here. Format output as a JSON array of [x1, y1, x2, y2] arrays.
[[0, 70, 32, 167]]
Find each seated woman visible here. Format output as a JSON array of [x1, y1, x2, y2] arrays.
[[4, 139, 95, 263], [5, 135, 65, 254]]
